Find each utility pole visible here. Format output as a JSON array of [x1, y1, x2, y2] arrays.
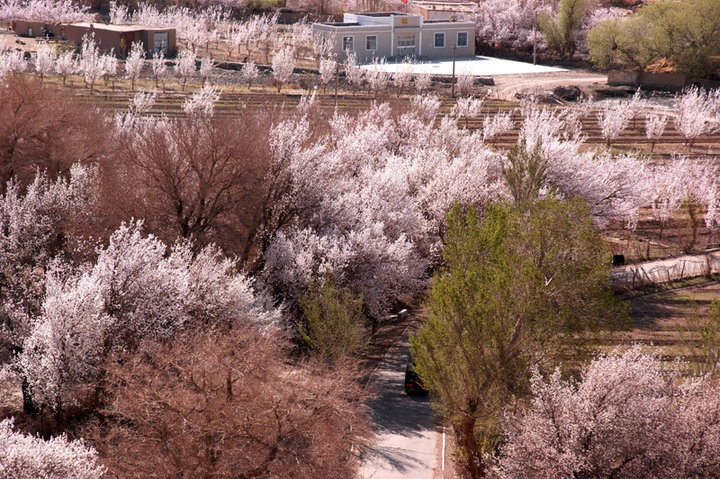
[[451, 42, 456, 98], [532, 25, 537, 65]]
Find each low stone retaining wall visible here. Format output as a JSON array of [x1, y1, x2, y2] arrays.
[[611, 251, 720, 289], [608, 70, 720, 91]]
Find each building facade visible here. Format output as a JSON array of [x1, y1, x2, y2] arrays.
[[313, 12, 475, 62], [12, 19, 176, 58]]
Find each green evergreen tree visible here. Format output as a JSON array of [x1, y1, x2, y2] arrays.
[[299, 276, 368, 361], [411, 199, 622, 478]]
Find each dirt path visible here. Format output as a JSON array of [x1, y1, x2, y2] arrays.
[[491, 70, 607, 101]]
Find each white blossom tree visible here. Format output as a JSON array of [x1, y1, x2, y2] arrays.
[[271, 46, 295, 93], [260, 102, 505, 320], [343, 52, 364, 93], [0, 418, 106, 479], [674, 86, 718, 149], [124, 41, 145, 91], [54, 50, 76, 86], [129, 89, 156, 115], [644, 112, 667, 152], [33, 43, 55, 84], [175, 49, 196, 91], [199, 56, 213, 86], [456, 69, 474, 96], [414, 73, 431, 94], [109, 0, 128, 24], [241, 60, 259, 89], [100, 51, 117, 87], [182, 84, 220, 117], [151, 50, 166, 90], [79, 35, 103, 93], [20, 221, 281, 412], [597, 101, 631, 147], [0, 48, 27, 82], [318, 56, 335, 93], [391, 57, 414, 93], [452, 96, 484, 128], [0, 164, 99, 352], [365, 57, 390, 97], [483, 110, 515, 145]]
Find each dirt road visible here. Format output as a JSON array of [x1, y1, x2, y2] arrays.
[[490, 71, 608, 101]]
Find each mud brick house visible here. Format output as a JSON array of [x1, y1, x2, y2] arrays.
[[12, 19, 176, 58]]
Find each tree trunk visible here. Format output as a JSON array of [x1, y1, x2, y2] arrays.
[[459, 416, 484, 478]]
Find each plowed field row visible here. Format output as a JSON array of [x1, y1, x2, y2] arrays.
[[73, 88, 720, 158]]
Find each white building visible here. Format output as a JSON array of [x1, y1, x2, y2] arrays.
[[313, 12, 475, 62]]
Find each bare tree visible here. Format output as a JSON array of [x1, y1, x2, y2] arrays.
[[0, 76, 106, 190], [90, 326, 372, 479], [109, 110, 270, 258]]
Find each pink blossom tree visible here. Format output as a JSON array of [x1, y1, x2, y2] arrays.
[[495, 346, 720, 479]]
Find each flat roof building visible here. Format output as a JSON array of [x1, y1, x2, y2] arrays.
[[410, 1, 477, 21], [313, 12, 475, 62], [12, 19, 176, 58]]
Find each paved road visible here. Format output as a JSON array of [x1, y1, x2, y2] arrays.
[[359, 330, 443, 479]]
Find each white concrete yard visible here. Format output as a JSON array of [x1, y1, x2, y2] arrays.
[[360, 55, 566, 76]]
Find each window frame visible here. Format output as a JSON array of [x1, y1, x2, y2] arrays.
[[342, 35, 355, 52], [434, 32, 445, 48], [365, 35, 377, 51], [456, 31, 468, 48]]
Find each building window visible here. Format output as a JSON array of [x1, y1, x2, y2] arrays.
[[342, 36, 354, 52], [366, 35, 377, 51], [434, 32, 445, 48], [397, 35, 415, 56], [457, 31, 468, 47]]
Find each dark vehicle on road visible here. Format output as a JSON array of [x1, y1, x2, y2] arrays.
[[405, 358, 429, 396]]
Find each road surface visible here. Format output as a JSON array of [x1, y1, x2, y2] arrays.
[[359, 330, 445, 479]]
